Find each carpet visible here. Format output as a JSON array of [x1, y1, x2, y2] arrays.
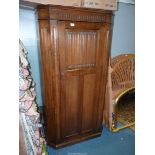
[[47, 126, 135, 155]]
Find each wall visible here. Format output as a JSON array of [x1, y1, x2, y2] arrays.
[[19, 2, 135, 106], [111, 2, 135, 57], [19, 7, 42, 106]]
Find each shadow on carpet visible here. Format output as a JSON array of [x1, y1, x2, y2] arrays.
[[47, 126, 135, 155]]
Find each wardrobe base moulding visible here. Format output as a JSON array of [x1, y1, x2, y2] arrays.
[[48, 130, 102, 148]]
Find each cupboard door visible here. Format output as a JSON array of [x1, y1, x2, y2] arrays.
[[58, 21, 109, 140]]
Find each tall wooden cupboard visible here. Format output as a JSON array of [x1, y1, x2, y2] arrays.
[[37, 5, 113, 148]]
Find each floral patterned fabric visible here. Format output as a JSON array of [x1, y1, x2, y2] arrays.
[[19, 40, 47, 155]]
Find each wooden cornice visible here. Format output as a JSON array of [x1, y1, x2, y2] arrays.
[[37, 5, 113, 23]]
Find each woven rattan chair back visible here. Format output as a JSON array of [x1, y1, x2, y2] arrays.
[[111, 54, 135, 92]]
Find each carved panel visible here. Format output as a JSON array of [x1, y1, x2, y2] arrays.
[[37, 5, 113, 23], [50, 10, 105, 22], [68, 64, 95, 69], [65, 30, 98, 69]]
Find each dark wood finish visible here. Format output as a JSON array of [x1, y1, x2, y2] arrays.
[[37, 5, 113, 148]]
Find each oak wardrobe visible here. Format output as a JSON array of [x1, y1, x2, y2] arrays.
[[37, 5, 113, 148]]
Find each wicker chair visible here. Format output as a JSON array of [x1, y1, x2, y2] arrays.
[[103, 54, 135, 132]]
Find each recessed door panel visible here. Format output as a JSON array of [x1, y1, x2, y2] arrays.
[[82, 74, 96, 132], [64, 76, 80, 137]]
